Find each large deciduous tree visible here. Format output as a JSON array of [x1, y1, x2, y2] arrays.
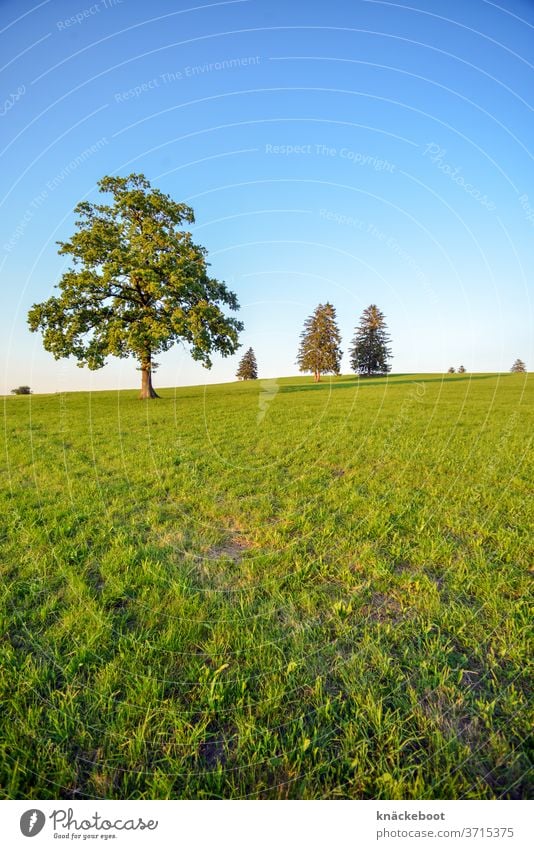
[[349, 304, 392, 376], [28, 174, 243, 398], [297, 302, 342, 382], [236, 347, 258, 380]]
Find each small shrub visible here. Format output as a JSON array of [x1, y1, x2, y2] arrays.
[[11, 385, 31, 395]]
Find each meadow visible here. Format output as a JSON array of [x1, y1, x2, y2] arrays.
[[0, 372, 532, 799]]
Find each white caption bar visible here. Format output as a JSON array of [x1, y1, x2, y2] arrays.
[[1, 799, 532, 849]]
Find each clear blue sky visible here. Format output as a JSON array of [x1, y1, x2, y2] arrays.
[[1, 0, 533, 393]]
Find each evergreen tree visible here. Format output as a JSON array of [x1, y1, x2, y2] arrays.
[[349, 305, 392, 376], [511, 358, 526, 373], [236, 347, 258, 380], [297, 302, 342, 382], [28, 174, 243, 399], [458, 365, 466, 374]]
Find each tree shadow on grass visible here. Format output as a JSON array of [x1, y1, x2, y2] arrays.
[[279, 374, 504, 393]]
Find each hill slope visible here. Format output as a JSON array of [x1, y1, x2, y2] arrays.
[[1, 373, 532, 798]]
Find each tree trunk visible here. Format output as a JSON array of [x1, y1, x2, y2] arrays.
[[139, 359, 160, 399], [314, 370, 321, 383]]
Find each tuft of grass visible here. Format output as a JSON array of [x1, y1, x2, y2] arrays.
[[0, 373, 532, 799]]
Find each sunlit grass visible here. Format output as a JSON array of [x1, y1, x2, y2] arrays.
[[1, 372, 532, 799]]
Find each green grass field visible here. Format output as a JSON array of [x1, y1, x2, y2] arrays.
[[1, 372, 532, 799]]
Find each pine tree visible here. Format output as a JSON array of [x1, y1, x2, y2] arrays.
[[297, 303, 342, 382], [236, 347, 258, 380], [349, 305, 392, 376], [458, 365, 466, 374], [511, 358, 526, 373]]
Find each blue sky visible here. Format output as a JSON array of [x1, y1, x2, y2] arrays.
[[1, 0, 533, 393]]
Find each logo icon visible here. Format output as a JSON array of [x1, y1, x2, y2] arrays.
[[20, 810, 45, 837], [257, 378, 280, 424]]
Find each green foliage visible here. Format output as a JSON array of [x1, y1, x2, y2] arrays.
[[1, 374, 531, 799], [297, 302, 342, 381], [511, 358, 526, 373], [27, 174, 243, 396], [236, 347, 258, 380], [350, 304, 392, 376], [10, 385, 31, 395]]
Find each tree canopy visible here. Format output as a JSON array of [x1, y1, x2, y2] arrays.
[[297, 303, 342, 382], [236, 347, 258, 380], [511, 358, 526, 373], [349, 304, 392, 376], [28, 174, 243, 398]]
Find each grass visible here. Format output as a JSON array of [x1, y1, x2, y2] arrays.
[[0, 372, 532, 799]]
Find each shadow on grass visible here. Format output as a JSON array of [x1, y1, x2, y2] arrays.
[[280, 374, 504, 393]]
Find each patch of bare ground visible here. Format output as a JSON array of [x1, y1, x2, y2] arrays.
[[67, 749, 104, 798], [187, 533, 254, 591], [460, 667, 486, 694], [424, 568, 446, 591], [206, 535, 250, 562], [360, 592, 407, 623], [156, 528, 187, 549], [198, 725, 235, 770], [391, 560, 415, 575], [199, 737, 226, 769], [419, 687, 485, 751]]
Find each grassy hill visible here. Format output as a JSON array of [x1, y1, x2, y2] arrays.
[[1, 372, 532, 799]]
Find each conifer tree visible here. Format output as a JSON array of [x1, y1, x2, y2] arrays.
[[236, 347, 258, 380], [297, 302, 342, 382], [349, 305, 392, 376], [511, 358, 526, 373]]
